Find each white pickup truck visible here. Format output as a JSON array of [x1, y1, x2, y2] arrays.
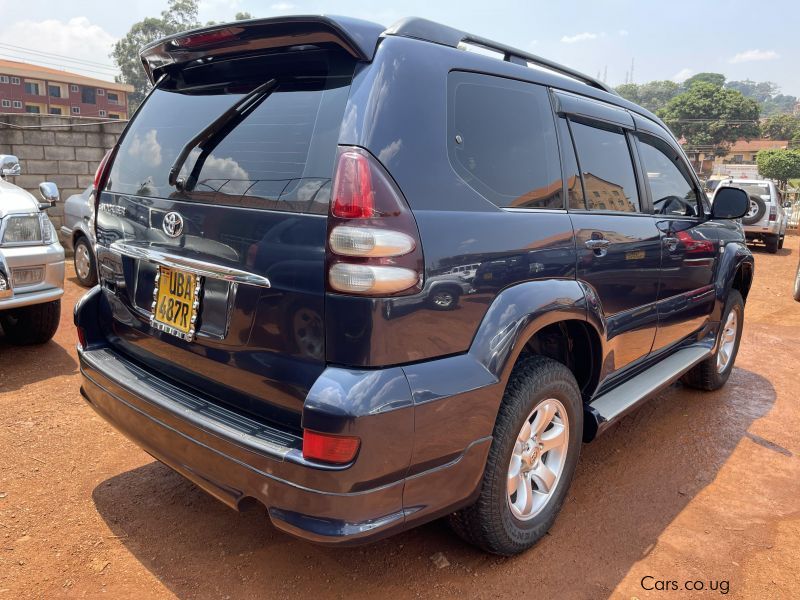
[[0, 155, 64, 344]]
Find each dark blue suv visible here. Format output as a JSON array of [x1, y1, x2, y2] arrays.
[[75, 16, 753, 555]]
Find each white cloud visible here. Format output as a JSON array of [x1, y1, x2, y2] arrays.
[[0, 17, 117, 82], [729, 49, 780, 63], [528, 40, 540, 49], [560, 32, 601, 44], [672, 68, 694, 83], [270, 2, 296, 9], [618, 29, 629, 37]]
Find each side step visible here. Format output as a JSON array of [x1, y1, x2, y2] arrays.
[[587, 346, 712, 438]]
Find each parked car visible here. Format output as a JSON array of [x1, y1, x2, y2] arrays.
[[75, 16, 753, 555], [61, 185, 97, 287], [712, 178, 789, 253], [0, 155, 64, 344]]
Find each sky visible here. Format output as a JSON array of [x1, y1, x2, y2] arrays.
[[0, 0, 797, 96]]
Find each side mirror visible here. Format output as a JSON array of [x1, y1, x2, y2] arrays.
[[783, 200, 793, 209], [38, 181, 60, 210], [711, 186, 749, 220], [0, 154, 21, 178]]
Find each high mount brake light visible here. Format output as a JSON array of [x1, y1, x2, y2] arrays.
[[326, 147, 423, 296], [171, 28, 243, 49]]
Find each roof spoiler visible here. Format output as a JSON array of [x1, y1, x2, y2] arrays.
[[138, 15, 385, 84]]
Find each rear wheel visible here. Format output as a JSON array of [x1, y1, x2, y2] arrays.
[[765, 235, 779, 254], [0, 299, 61, 345], [682, 290, 743, 391], [449, 355, 582, 555], [793, 261, 800, 302], [428, 286, 461, 310], [778, 235, 784, 250], [73, 236, 98, 287]]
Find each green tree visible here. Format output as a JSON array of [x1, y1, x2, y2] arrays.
[[112, 1, 254, 111], [615, 83, 641, 105], [615, 80, 680, 113], [761, 114, 800, 140], [683, 72, 726, 89], [637, 80, 680, 112], [755, 149, 800, 187], [659, 83, 760, 152], [111, 0, 201, 111]]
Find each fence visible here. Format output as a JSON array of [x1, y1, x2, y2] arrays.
[[0, 112, 128, 235]]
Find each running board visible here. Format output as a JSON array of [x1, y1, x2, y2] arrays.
[[587, 346, 712, 439]]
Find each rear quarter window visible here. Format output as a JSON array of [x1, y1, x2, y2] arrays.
[[447, 72, 562, 209]]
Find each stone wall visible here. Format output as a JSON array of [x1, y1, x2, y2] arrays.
[[0, 113, 127, 235]]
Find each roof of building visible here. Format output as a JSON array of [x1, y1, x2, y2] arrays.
[[0, 59, 133, 93], [728, 139, 789, 152]]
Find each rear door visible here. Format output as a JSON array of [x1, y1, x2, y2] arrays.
[[95, 47, 354, 429], [554, 95, 661, 375]]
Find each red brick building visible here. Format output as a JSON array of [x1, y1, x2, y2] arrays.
[[0, 59, 132, 119]]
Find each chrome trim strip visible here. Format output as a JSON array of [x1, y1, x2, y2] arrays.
[[108, 240, 271, 288]]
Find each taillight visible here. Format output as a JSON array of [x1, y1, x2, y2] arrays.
[[769, 205, 777, 221], [93, 148, 115, 193], [76, 325, 86, 350], [302, 430, 360, 464], [326, 147, 423, 296]]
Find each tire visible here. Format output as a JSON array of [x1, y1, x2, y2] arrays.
[[778, 235, 784, 250], [793, 261, 800, 302], [73, 235, 98, 287], [682, 290, 743, 391], [428, 286, 461, 310], [0, 299, 61, 345], [741, 195, 766, 225], [765, 235, 779, 254], [449, 355, 583, 555]]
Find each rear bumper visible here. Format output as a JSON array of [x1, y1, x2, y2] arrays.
[[78, 343, 491, 545], [743, 223, 780, 237]]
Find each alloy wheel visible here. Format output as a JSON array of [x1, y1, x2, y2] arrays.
[[507, 398, 569, 520], [716, 308, 739, 373]]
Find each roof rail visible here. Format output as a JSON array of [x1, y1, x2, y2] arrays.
[[384, 17, 615, 95]]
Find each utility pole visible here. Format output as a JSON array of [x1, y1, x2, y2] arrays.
[[630, 58, 635, 84], [603, 65, 607, 83]]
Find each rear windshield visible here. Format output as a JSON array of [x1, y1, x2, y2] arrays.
[[733, 183, 771, 199], [107, 49, 354, 214]]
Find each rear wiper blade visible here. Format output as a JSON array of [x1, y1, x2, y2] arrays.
[[168, 78, 278, 191]]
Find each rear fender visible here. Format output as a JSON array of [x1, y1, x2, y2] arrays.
[[403, 279, 597, 474], [713, 242, 754, 321]]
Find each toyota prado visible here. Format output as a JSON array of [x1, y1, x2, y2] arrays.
[[75, 16, 753, 555]]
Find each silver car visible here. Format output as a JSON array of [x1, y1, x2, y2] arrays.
[[712, 178, 790, 253], [61, 185, 97, 287], [0, 155, 65, 344]]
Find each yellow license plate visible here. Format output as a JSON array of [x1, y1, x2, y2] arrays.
[[151, 266, 201, 340]]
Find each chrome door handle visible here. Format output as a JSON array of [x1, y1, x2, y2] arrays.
[[585, 238, 610, 257], [663, 236, 679, 252]]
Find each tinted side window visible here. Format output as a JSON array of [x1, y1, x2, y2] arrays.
[[448, 72, 562, 209], [637, 134, 699, 217], [556, 117, 586, 210], [569, 120, 640, 213]]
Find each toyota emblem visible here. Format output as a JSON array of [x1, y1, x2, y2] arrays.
[[162, 211, 184, 238]]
